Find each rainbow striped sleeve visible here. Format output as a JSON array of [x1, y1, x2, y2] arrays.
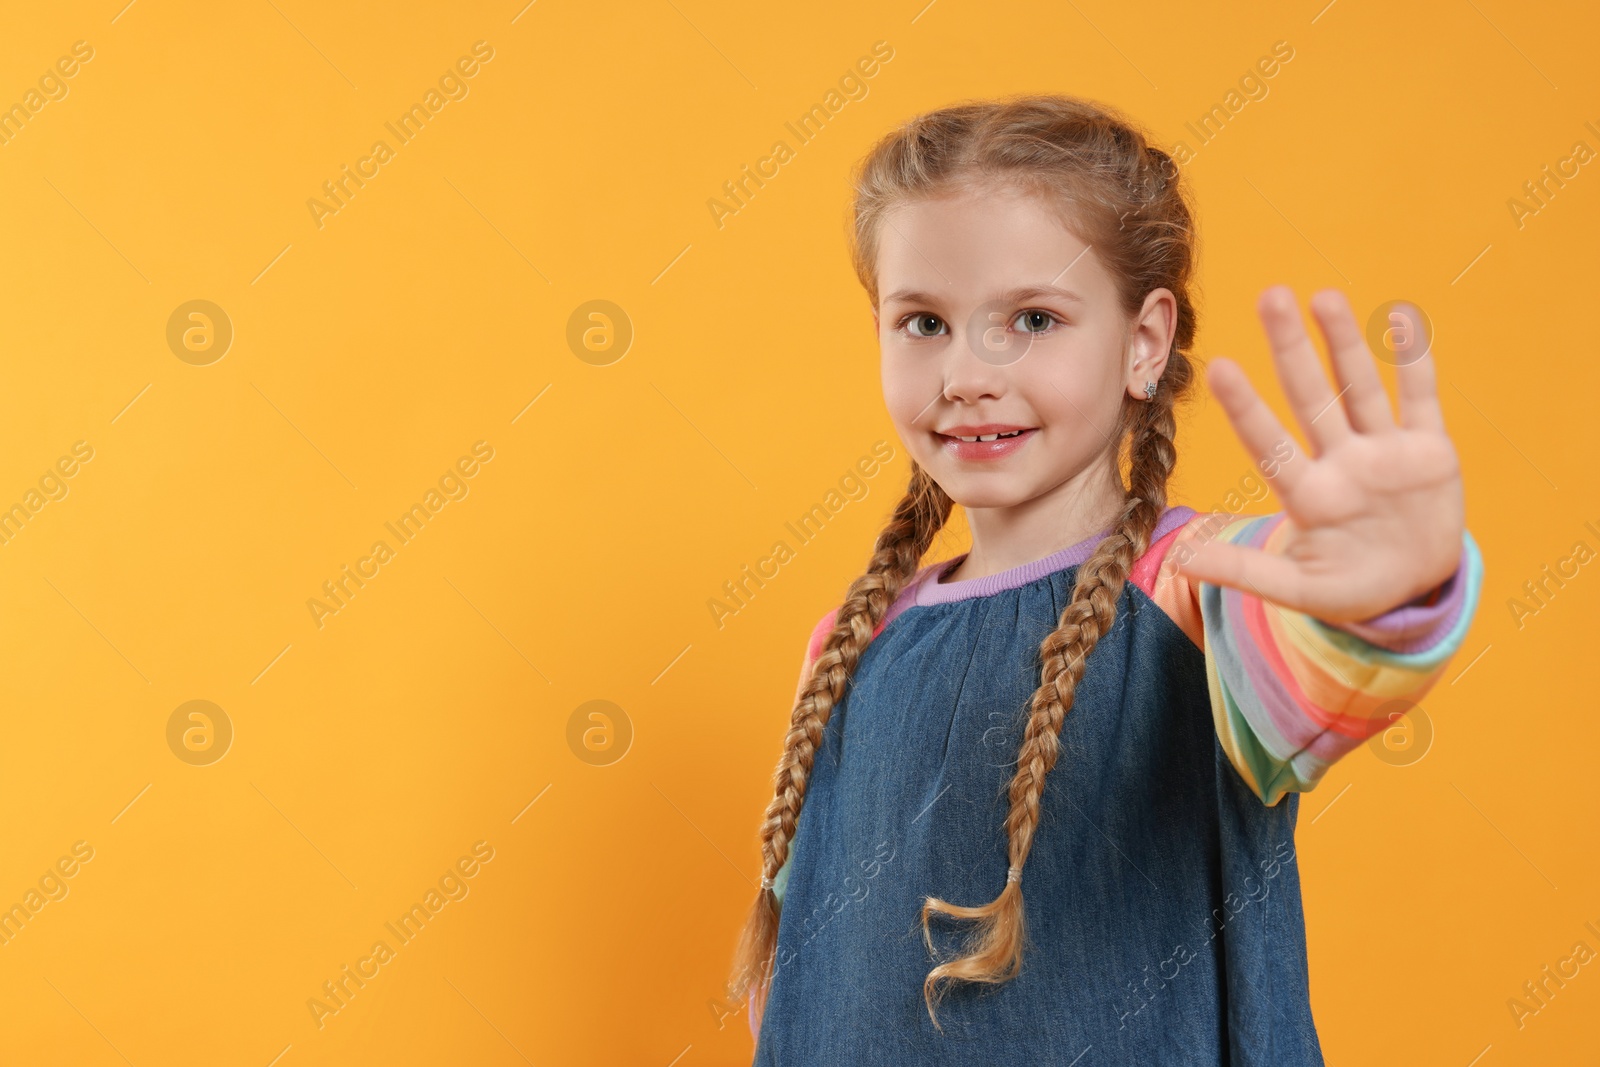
[[1143, 511, 1484, 807]]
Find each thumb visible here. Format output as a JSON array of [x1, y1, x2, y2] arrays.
[[1174, 539, 1303, 609]]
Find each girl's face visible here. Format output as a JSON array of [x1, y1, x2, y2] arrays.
[[874, 184, 1174, 511]]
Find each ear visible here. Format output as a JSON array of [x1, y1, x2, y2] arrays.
[[1124, 287, 1177, 401]]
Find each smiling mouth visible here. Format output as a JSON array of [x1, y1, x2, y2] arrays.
[[942, 429, 1030, 443]]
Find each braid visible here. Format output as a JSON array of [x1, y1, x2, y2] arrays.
[[729, 463, 953, 1023], [919, 378, 1185, 1027]]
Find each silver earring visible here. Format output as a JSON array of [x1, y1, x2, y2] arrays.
[[1144, 380, 1157, 399]]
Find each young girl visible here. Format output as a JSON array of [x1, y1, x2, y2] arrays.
[[728, 95, 1483, 1065]]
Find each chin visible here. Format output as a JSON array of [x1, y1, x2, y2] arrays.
[[936, 476, 1033, 510]]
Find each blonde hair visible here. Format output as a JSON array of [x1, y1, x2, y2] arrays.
[[730, 93, 1200, 1031]]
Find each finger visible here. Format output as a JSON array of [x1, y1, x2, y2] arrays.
[[1206, 357, 1306, 497], [1257, 285, 1351, 456], [1309, 289, 1396, 434], [1388, 302, 1446, 434], [1173, 537, 1307, 611]]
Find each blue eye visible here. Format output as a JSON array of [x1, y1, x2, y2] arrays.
[[1013, 309, 1058, 333], [899, 313, 947, 338]]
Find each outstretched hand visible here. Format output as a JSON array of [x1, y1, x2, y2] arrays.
[[1175, 286, 1465, 625]]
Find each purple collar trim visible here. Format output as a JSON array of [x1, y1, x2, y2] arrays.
[[909, 504, 1197, 608]]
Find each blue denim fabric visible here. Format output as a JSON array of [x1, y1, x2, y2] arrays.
[[753, 565, 1325, 1066]]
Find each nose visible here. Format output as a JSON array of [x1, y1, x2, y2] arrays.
[[941, 316, 1009, 404]]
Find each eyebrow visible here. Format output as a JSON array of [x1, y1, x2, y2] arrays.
[[880, 284, 1088, 308]]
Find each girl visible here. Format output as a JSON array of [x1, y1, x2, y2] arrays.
[[728, 95, 1483, 1065]]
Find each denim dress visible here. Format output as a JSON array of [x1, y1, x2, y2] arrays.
[[752, 505, 1325, 1066]]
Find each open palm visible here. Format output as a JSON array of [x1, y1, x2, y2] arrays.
[[1175, 286, 1465, 625]]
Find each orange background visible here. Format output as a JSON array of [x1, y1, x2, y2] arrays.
[[0, 1, 1595, 1063]]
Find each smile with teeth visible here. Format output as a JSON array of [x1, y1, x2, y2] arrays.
[[950, 429, 1029, 442]]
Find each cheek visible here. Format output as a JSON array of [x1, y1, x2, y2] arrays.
[[879, 349, 936, 427], [1023, 348, 1122, 429]]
